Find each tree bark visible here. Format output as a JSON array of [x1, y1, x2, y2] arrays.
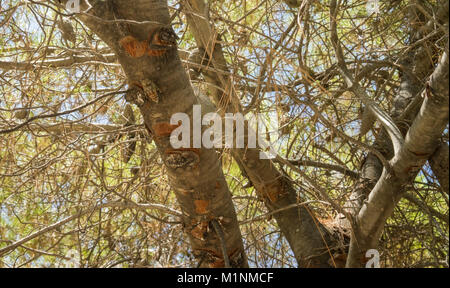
[[346, 44, 449, 267], [60, 0, 247, 267], [429, 142, 449, 195], [183, 0, 336, 267], [335, 0, 449, 267]]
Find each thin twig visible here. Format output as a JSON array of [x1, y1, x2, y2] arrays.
[[211, 219, 231, 268]]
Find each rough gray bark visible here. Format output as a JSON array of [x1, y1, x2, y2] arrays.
[[327, 0, 449, 267], [184, 0, 336, 267], [346, 44, 449, 267], [58, 0, 247, 267]]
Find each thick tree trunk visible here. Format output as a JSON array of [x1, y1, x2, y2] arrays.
[[340, 0, 449, 267], [184, 0, 336, 267], [346, 45, 449, 267], [63, 0, 247, 267]]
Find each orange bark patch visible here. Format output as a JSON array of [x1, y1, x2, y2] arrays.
[[152, 122, 180, 137], [119, 36, 148, 58], [259, 179, 289, 204], [194, 200, 210, 214], [266, 189, 280, 203], [261, 183, 281, 203]]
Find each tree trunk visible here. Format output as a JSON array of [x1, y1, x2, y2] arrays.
[[340, 0, 449, 267], [184, 0, 336, 267], [62, 0, 247, 267], [346, 43, 449, 267]]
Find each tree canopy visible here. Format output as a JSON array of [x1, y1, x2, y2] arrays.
[[0, 0, 448, 268]]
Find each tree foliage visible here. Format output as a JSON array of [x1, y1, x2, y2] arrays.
[[0, 0, 448, 267]]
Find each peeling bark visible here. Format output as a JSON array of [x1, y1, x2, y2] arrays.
[[58, 0, 247, 267], [184, 0, 336, 267]]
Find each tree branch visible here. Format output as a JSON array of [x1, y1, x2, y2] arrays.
[[346, 44, 449, 267], [0, 201, 182, 257], [329, 0, 404, 155]]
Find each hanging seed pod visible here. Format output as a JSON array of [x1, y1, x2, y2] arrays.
[[284, 0, 302, 8], [57, 17, 76, 44], [14, 109, 29, 120], [122, 138, 137, 163], [123, 104, 135, 125], [359, 106, 377, 136]]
